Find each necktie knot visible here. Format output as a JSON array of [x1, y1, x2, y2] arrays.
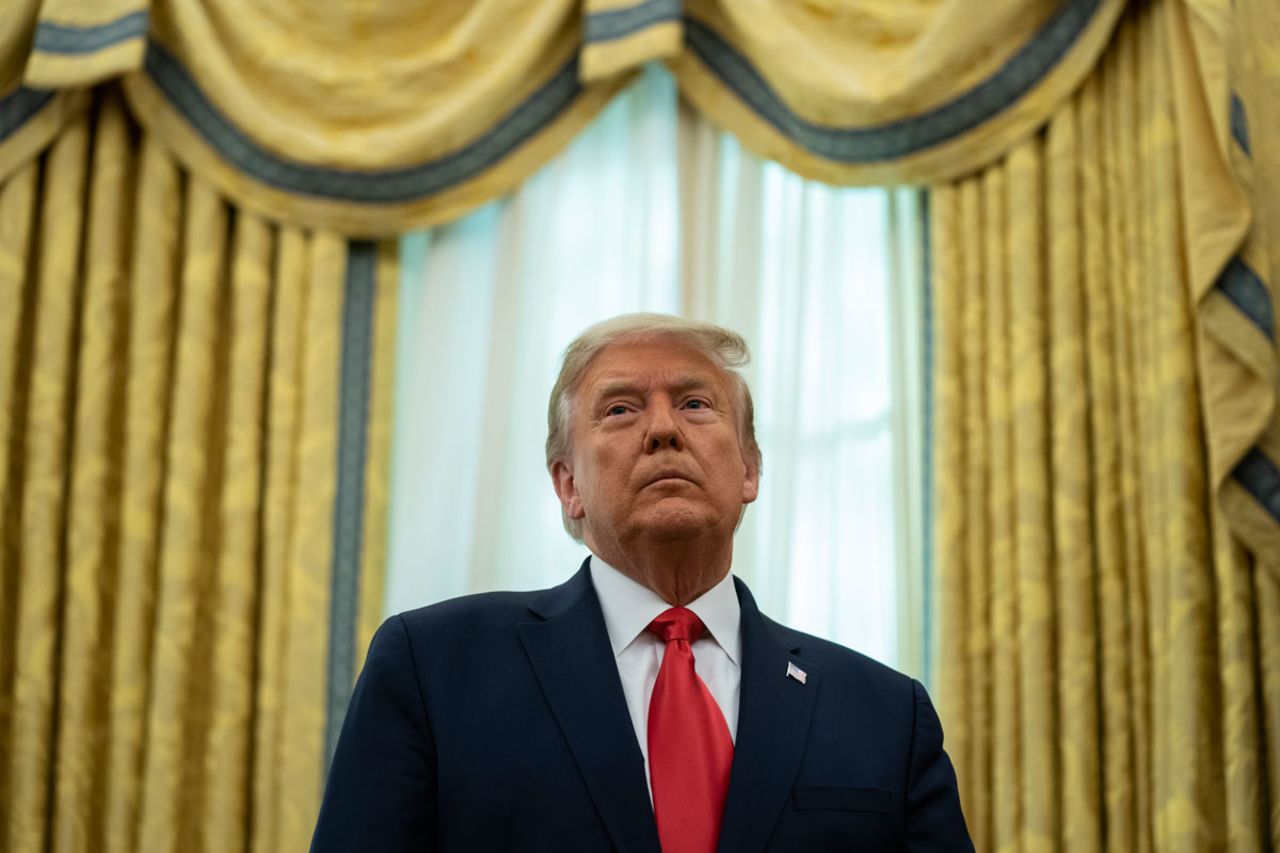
[[647, 606, 706, 645]]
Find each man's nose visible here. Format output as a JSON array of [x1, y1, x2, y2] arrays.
[[644, 403, 683, 453]]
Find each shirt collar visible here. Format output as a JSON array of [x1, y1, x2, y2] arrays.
[[589, 553, 741, 667]]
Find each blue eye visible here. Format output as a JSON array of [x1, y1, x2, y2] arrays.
[[607, 405, 629, 416], [684, 399, 706, 410]]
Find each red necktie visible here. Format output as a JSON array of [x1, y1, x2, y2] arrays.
[[646, 607, 734, 853]]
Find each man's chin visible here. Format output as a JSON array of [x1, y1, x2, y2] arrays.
[[631, 504, 718, 541]]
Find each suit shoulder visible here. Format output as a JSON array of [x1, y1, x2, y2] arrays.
[[393, 588, 543, 636]]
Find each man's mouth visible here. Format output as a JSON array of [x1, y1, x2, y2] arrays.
[[644, 471, 695, 488]]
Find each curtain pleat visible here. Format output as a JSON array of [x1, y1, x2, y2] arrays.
[[0, 86, 396, 852], [1088, 47, 1146, 851], [250, 223, 306, 853], [103, 131, 180, 853], [1260, 567, 1280, 842], [932, 178, 968, 847], [1106, 17, 1152, 853], [8, 105, 90, 853], [0, 153, 38, 847], [1006, 136, 1056, 851], [136, 172, 225, 852], [1044, 92, 1103, 853], [934, 2, 1277, 849], [277, 230, 343, 852], [55, 89, 135, 853], [200, 209, 271, 847], [981, 160, 1020, 853]]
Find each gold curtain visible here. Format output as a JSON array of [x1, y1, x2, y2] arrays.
[[1184, 0, 1280, 573], [0, 87, 398, 852], [4, 1, 1276, 851], [933, 1, 1278, 850]]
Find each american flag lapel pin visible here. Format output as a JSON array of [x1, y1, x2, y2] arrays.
[[786, 661, 807, 684]]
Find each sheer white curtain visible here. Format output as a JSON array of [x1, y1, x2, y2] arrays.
[[679, 110, 929, 675], [385, 64, 928, 676]]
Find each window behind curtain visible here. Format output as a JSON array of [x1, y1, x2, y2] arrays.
[[384, 64, 929, 679]]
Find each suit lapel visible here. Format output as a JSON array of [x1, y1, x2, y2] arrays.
[[717, 578, 820, 853], [517, 561, 661, 853]]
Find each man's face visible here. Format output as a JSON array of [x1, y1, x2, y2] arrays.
[[551, 337, 759, 547]]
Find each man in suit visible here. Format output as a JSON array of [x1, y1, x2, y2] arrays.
[[311, 314, 973, 852]]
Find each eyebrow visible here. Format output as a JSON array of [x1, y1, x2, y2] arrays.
[[589, 373, 718, 403]]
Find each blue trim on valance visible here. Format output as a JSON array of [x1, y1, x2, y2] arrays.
[[1217, 256, 1275, 340], [325, 240, 378, 768], [1229, 93, 1251, 157], [32, 10, 149, 55], [143, 41, 583, 203], [1234, 448, 1280, 524], [585, 0, 682, 44], [0, 88, 57, 144], [683, 0, 1103, 162]]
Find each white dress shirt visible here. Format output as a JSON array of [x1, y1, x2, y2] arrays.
[[588, 554, 741, 790]]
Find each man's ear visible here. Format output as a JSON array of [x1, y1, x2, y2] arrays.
[[550, 459, 585, 519], [741, 461, 760, 505]]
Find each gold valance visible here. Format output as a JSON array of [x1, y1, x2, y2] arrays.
[[2, 0, 1128, 236], [591, 0, 1129, 184], [2, 0, 635, 236]]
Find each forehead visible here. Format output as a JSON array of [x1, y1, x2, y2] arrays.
[[578, 337, 729, 397]]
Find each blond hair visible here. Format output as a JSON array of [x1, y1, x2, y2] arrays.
[[545, 313, 762, 540]]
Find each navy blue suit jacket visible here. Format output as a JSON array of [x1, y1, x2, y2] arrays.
[[311, 561, 972, 851]]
